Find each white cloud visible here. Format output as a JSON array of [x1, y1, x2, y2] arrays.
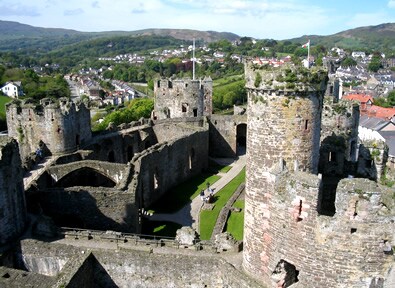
[[388, 0, 395, 8]]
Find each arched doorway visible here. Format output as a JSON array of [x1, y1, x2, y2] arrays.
[[236, 123, 247, 155]]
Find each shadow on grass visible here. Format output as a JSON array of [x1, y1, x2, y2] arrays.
[[148, 173, 220, 214], [142, 220, 182, 238], [208, 159, 232, 174]]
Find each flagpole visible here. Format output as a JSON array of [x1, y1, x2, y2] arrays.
[[307, 40, 310, 69], [192, 38, 195, 80]]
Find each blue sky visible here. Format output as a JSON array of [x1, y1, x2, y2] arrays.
[[0, 0, 395, 39]]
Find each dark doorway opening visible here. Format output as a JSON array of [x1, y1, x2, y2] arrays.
[[236, 123, 247, 155], [127, 145, 134, 161], [108, 151, 115, 162]]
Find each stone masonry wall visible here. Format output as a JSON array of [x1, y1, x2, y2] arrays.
[[153, 77, 212, 120], [245, 165, 395, 287], [131, 129, 209, 210], [0, 137, 26, 245], [35, 187, 139, 232], [6, 98, 91, 160], [209, 114, 247, 158], [153, 116, 208, 143], [319, 97, 360, 175]]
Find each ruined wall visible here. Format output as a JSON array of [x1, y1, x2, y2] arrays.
[[319, 96, 360, 175], [6, 98, 91, 160], [131, 129, 209, 210], [11, 239, 261, 288], [0, 137, 26, 245], [245, 166, 395, 287], [34, 187, 139, 233], [153, 77, 212, 120], [153, 116, 208, 143], [209, 114, 247, 158], [94, 249, 258, 288]]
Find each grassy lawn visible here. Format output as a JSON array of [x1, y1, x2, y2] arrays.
[[0, 95, 12, 118], [199, 168, 245, 240], [224, 200, 244, 241], [148, 173, 221, 214]]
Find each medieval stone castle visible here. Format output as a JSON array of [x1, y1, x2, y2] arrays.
[[0, 62, 394, 287]]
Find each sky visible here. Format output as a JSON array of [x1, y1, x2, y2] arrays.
[[1, 0, 395, 40]]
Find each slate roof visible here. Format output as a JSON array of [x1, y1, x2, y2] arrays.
[[359, 115, 392, 131], [378, 131, 395, 156]]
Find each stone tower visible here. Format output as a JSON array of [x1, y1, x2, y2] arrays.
[[153, 77, 212, 120], [6, 97, 91, 161], [243, 63, 327, 286], [0, 137, 26, 245]]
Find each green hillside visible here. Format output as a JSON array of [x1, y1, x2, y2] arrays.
[[289, 23, 395, 50]]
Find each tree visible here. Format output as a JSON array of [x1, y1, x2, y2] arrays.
[[387, 90, 395, 107], [341, 57, 357, 67], [368, 55, 382, 72]]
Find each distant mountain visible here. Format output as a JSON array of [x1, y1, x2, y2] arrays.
[[0, 20, 81, 39], [0, 20, 240, 52], [288, 23, 395, 50], [126, 28, 240, 43]]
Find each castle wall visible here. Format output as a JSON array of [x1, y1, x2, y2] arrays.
[[153, 116, 208, 143], [6, 98, 92, 160], [15, 239, 261, 288], [0, 137, 26, 245], [153, 77, 212, 120], [85, 127, 156, 163], [209, 114, 247, 158], [131, 129, 209, 210], [319, 97, 360, 175], [245, 168, 395, 287], [33, 187, 139, 233]]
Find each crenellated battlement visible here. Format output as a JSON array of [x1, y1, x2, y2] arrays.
[[153, 76, 213, 120], [245, 62, 328, 96], [6, 97, 92, 162]]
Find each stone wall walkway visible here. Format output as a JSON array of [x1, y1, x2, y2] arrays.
[[23, 156, 59, 190], [149, 154, 246, 232]]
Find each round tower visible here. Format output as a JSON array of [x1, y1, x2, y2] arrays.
[[243, 63, 328, 285]]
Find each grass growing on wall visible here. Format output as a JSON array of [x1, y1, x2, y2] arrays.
[[224, 200, 244, 241], [199, 168, 245, 240]]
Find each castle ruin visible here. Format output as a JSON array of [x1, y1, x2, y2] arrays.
[[0, 64, 394, 287]]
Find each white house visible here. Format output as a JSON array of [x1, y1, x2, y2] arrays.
[[1, 81, 23, 98]]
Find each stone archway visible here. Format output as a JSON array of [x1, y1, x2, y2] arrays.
[[55, 167, 116, 188]]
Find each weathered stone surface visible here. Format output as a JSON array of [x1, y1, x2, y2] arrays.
[[175, 226, 199, 246], [6, 98, 91, 161], [153, 77, 212, 120], [0, 137, 26, 245]]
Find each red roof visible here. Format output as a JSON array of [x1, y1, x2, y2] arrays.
[[365, 105, 395, 120], [342, 94, 373, 104]]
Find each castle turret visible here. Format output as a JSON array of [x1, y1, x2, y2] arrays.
[[6, 98, 92, 161], [243, 63, 328, 286], [0, 137, 26, 245], [153, 77, 212, 120], [243, 63, 395, 287]]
